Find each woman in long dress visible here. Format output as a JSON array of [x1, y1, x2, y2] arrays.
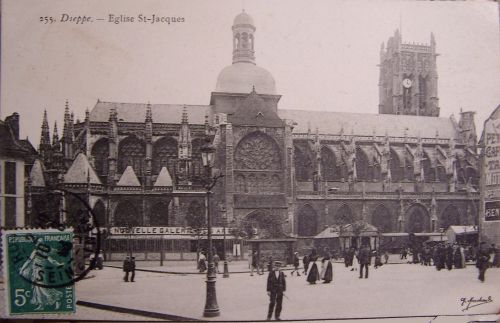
[[351, 248, 359, 271], [322, 256, 333, 284], [319, 258, 326, 279], [306, 249, 320, 284]]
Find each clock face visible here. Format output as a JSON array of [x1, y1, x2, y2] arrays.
[[403, 78, 412, 88]]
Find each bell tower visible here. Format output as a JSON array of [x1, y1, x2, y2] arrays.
[[232, 10, 256, 64], [378, 30, 439, 117]]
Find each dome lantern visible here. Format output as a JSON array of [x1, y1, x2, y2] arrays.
[[232, 10, 256, 64]]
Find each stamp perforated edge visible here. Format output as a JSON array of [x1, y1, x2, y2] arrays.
[[2, 228, 76, 316]]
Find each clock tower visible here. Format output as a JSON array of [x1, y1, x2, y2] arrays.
[[378, 29, 439, 117]]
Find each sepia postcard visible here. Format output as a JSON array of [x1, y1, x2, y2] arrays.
[[1, 0, 500, 322]]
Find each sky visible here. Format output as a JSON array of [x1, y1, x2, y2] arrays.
[[1, 0, 499, 147]]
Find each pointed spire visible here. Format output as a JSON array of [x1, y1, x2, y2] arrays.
[[40, 110, 51, 148], [154, 167, 173, 187], [64, 153, 102, 184], [146, 102, 153, 122], [117, 166, 141, 186], [52, 121, 59, 146], [30, 159, 46, 187], [63, 101, 71, 139], [109, 106, 118, 122], [181, 107, 188, 124]]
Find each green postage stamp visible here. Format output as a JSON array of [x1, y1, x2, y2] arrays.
[[3, 229, 76, 315]]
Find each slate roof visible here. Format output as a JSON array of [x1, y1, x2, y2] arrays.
[[30, 159, 46, 187], [278, 109, 459, 139], [230, 91, 284, 127], [0, 120, 34, 159], [64, 153, 102, 184], [154, 167, 173, 186], [89, 101, 211, 124], [447, 225, 478, 235], [117, 166, 141, 186]]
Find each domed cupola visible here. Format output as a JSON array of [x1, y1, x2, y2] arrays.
[[215, 10, 277, 95]]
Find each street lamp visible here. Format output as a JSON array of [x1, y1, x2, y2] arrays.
[[220, 206, 230, 278], [200, 138, 223, 317]]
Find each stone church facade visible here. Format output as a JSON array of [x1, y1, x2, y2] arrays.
[[28, 11, 480, 257]]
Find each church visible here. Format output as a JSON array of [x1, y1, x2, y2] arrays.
[[28, 11, 480, 260]]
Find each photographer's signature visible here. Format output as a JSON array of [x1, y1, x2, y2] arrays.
[[460, 296, 493, 311]]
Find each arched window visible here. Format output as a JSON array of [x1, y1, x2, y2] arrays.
[[440, 205, 461, 230], [270, 174, 281, 192], [186, 201, 205, 229], [320, 147, 337, 181], [235, 174, 247, 193], [118, 137, 146, 177], [406, 204, 429, 233], [247, 174, 258, 193], [335, 204, 354, 225], [191, 138, 204, 179], [114, 201, 141, 226], [371, 205, 392, 233], [356, 147, 370, 181], [436, 164, 447, 182], [405, 153, 414, 181], [390, 149, 404, 182], [294, 146, 313, 181], [153, 137, 178, 175], [297, 205, 318, 236], [91, 138, 109, 177], [150, 202, 169, 226], [465, 167, 478, 187], [92, 200, 106, 227], [423, 151, 435, 182]]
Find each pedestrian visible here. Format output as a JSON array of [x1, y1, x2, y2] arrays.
[[291, 252, 301, 276], [199, 252, 207, 272], [213, 253, 220, 273], [445, 244, 454, 270], [123, 256, 131, 282], [322, 255, 333, 284], [383, 250, 389, 264], [374, 250, 383, 269], [491, 244, 499, 268], [453, 244, 463, 269], [319, 257, 326, 279], [302, 254, 310, 275], [358, 244, 371, 279], [476, 242, 491, 282], [251, 250, 262, 276], [351, 247, 359, 272], [266, 261, 286, 321], [306, 249, 320, 284], [129, 256, 136, 282]]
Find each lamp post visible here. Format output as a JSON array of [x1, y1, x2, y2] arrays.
[[200, 138, 222, 317], [220, 206, 230, 278]]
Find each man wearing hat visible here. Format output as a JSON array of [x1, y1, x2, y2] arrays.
[[267, 261, 286, 320]]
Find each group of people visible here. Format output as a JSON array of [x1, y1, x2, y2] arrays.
[[301, 249, 334, 284], [122, 255, 136, 282]]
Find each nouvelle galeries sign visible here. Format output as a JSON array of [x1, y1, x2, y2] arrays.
[[109, 226, 231, 236]]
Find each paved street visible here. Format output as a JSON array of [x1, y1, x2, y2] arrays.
[[1, 259, 499, 322], [70, 261, 500, 322]]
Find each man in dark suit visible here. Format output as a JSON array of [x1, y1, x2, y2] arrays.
[[358, 244, 371, 279], [267, 261, 286, 320], [476, 242, 491, 282]]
